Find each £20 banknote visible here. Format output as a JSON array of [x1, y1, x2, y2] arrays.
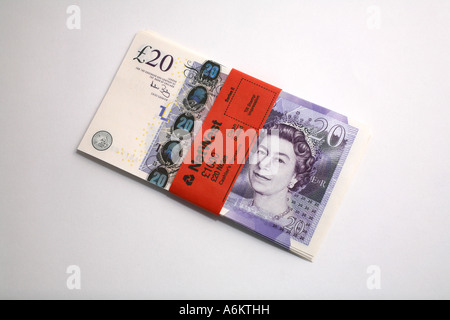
[[78, 30, 370, 261]]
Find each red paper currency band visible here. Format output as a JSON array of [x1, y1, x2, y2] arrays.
[[169, 69, 282, 215]]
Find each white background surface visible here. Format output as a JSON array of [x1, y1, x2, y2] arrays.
[[1, 0, 449, 299]]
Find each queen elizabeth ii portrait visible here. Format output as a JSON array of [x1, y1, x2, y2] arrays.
[[239, 122, 317, 222]]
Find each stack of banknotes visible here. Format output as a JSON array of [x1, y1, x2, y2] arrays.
[[78, 30, 370, 261]]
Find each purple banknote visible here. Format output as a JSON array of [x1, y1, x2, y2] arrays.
[[222, 91, 359, 260]]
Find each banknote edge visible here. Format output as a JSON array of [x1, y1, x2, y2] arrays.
[[290, 120, 372, 261], [76, 32, 141, 154]]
